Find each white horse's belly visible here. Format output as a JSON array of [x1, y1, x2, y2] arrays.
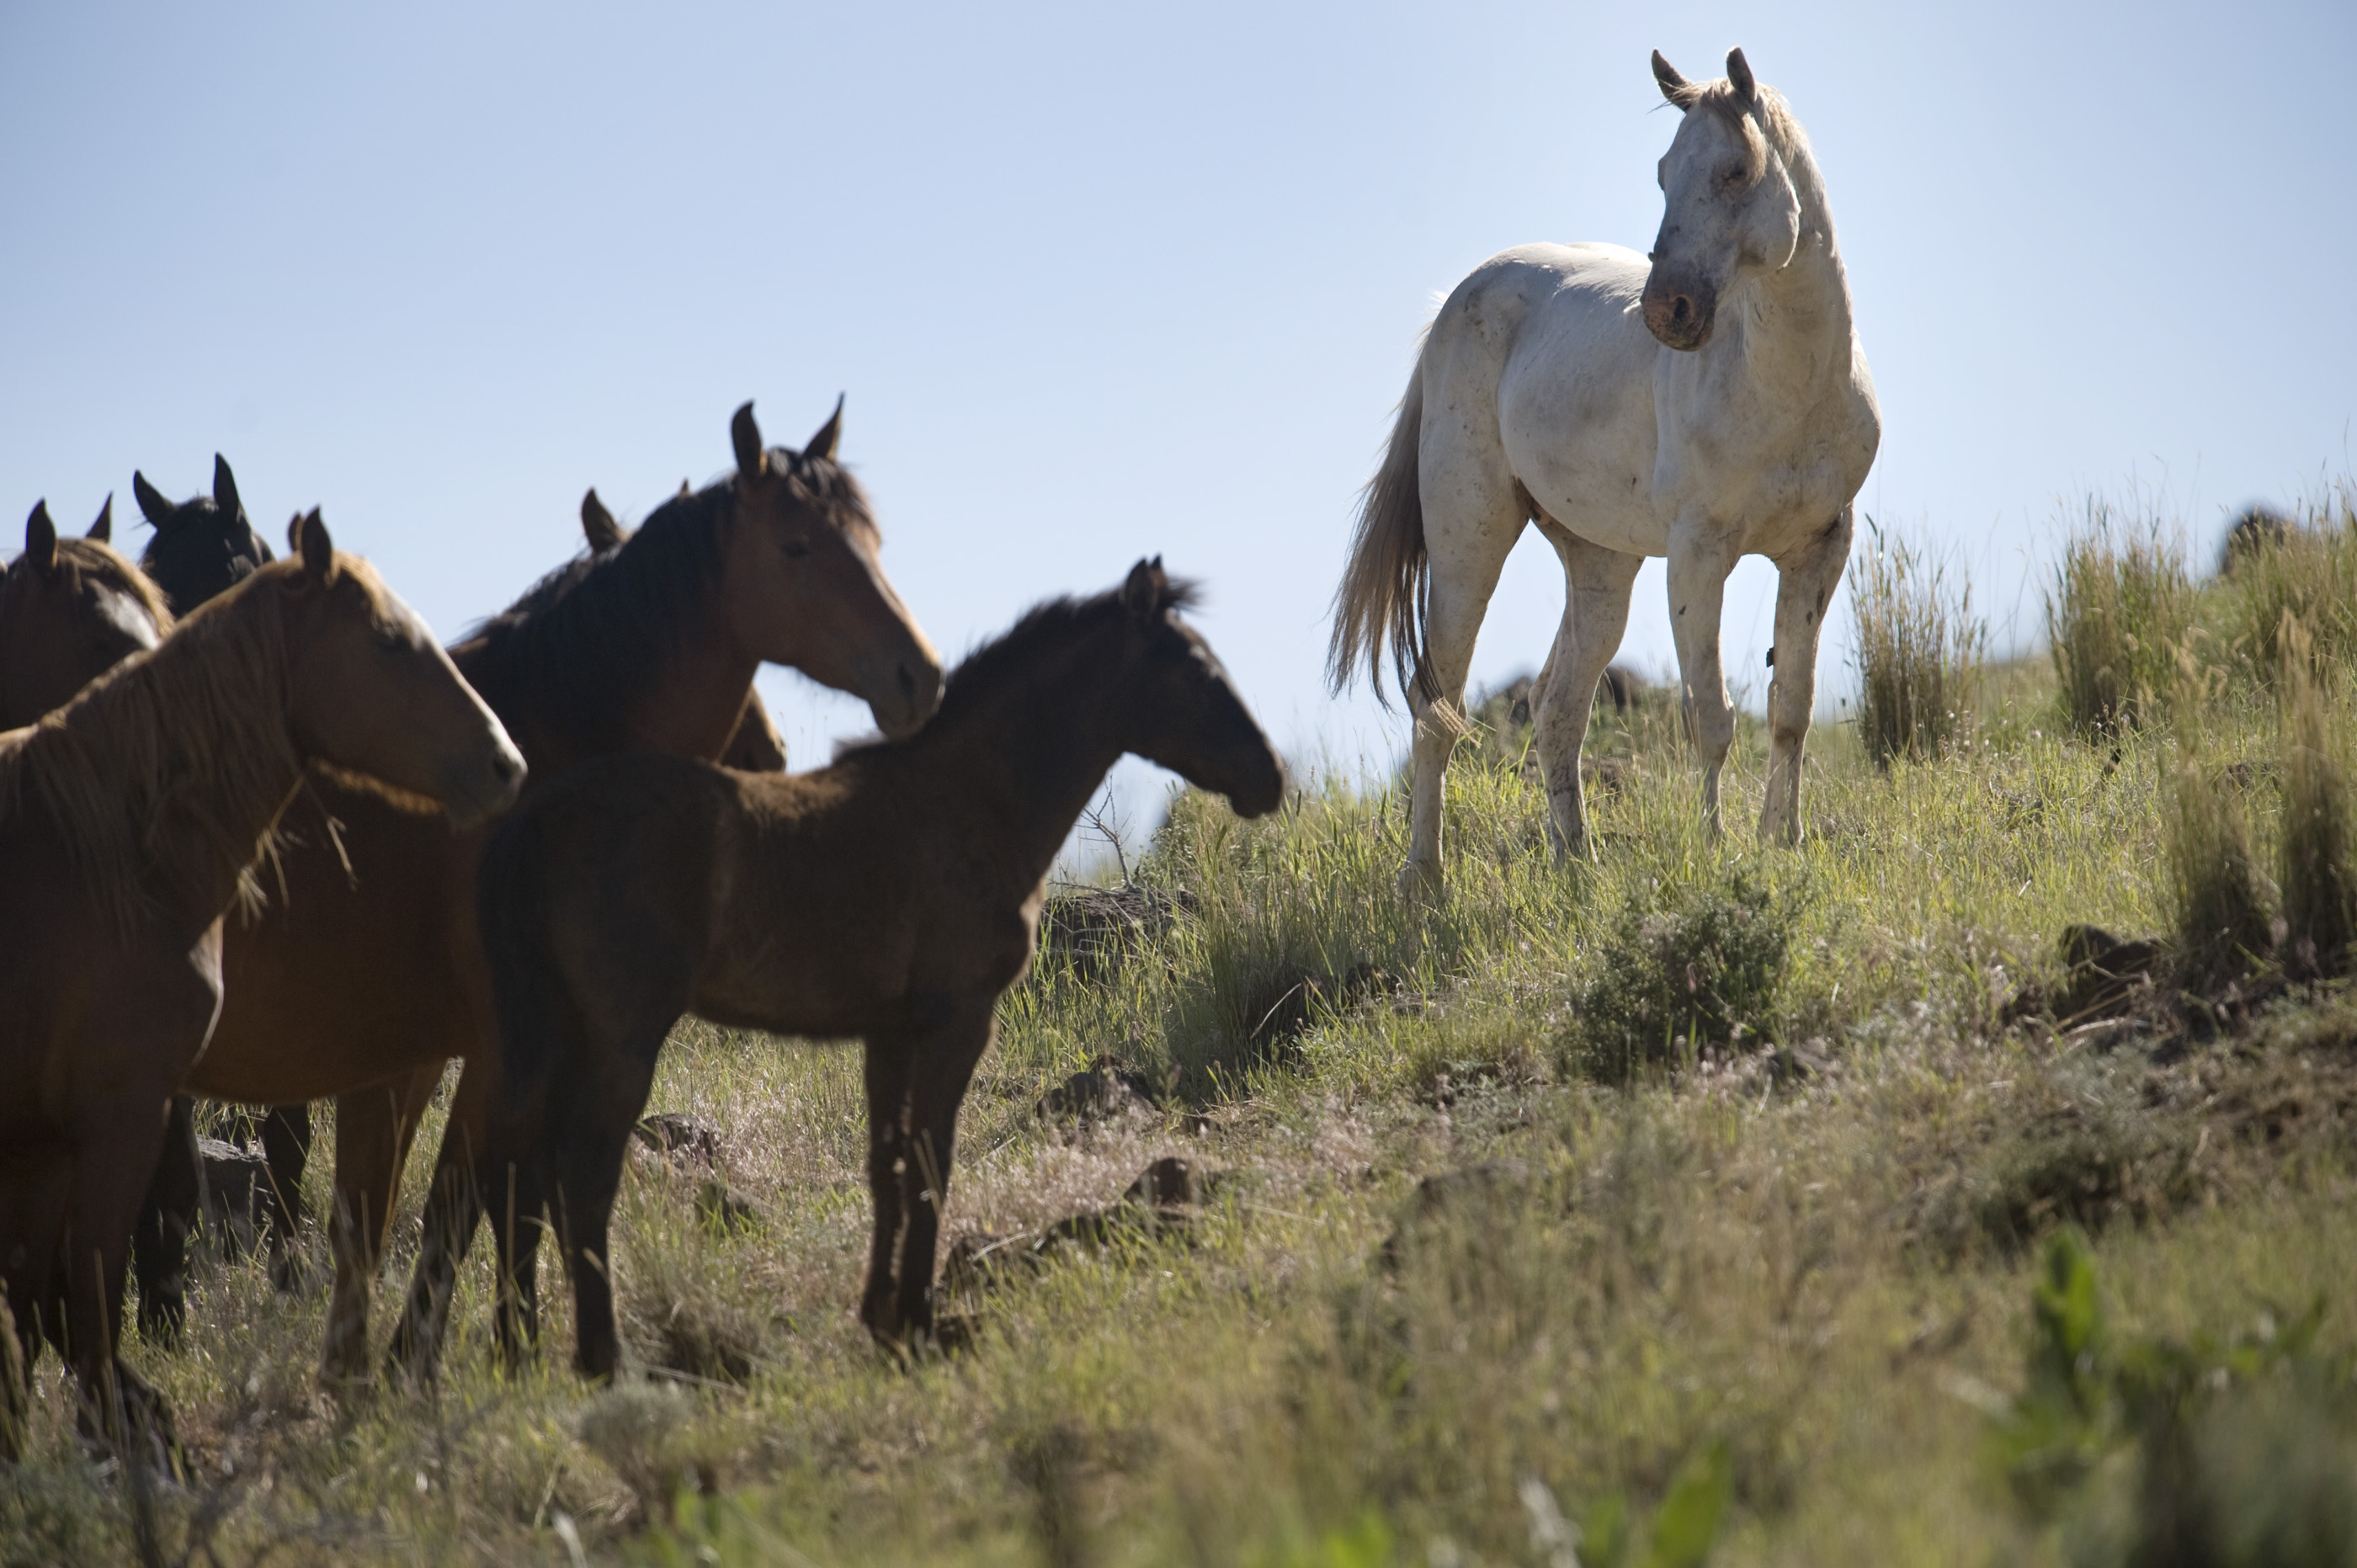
[[1492, 248, 1668, 557]]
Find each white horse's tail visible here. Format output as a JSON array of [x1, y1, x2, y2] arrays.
[[1327, 351, 1434, 706]]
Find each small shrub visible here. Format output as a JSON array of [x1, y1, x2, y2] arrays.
[[2046, 502, 2195, 736], [1571, 874, 1789, 1081], [2279, 626, 2357, 975], [1849, 518, 1986, 768]]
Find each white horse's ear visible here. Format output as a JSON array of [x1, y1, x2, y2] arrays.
[[1652, 50, 1689, 104], [1726, 48, 1756, 104]]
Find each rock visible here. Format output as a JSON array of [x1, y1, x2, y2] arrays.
[[198, 1138, 275, 1259], [634, 1113, 723, 1167], [693, 1179, 763, 1234], [1037, 1065, 1163, 1123], [1124, 1156, 1203, 1209]]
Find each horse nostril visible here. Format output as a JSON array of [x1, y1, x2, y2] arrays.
[[1671, 296, 1692, 324]]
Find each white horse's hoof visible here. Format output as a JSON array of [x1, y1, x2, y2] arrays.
[[1395, 859, 1442, 900]]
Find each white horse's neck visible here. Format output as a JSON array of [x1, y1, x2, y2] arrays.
[[1723, 113, 1855, 402]]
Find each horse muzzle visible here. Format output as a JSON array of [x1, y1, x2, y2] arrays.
[[868, 653, 946, 741], [1641, 273, 1716, 352]]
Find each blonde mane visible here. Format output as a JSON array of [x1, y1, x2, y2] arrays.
[[0, 569, 302, 933]]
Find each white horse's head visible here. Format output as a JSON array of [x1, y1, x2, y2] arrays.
[[1641, 48, 1803, 352]]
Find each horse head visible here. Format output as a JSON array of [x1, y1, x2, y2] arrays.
[[722, 399, 944, 740], [1641, 48, 1803, 352], [132, 454, 278, 611], [0, 499, 170, 727], [1110, 558, 1285, 819], [274, 510, 525, 827]]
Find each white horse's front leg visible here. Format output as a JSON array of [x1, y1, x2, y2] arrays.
[[1534, 527, 1644, 860], [1666, 527, 1740, 834], [1760, 508, 1854, 844]]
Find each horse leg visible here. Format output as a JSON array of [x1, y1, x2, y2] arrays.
[[1666, 525, 1741, 834], [386, 1064, 506, 1386], [62, 1109, 177, 1460], [1531, 527, 1643, 860], [1402, 481, 1524, 896], [321, 1066, 439, 1389], [551, 1044, 663, 1382], [1760, 508, 1854, 845], [858, 1034, 917, 1344], [259, 1103, 312, 1289], [890, 1013, 995, 1341], [129, 1095, 202, 1345]]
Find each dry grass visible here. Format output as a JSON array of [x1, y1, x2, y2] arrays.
[[2046, 502, 2195, 737], [1849, 519, 1986, 768]]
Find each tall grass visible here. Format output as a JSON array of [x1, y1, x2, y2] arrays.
[[1848, 519, 1987, 768], [2161, 700, 2275, 987], [2046, 502, 2195, 736], [2279, 622, 2357, 974]]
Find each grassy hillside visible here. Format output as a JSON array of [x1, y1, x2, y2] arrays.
[[7, 495, 2357, 1566]]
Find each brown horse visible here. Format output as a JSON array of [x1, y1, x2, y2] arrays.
[[443, 561, 1283, 1380], [0, 500, 170, 730], [0, 516, 524, 1456], [168, 401, 942, 1387]]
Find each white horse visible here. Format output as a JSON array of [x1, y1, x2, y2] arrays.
[[1329, 48, 1879, 893]]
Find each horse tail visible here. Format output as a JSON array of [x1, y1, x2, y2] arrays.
[[1326, 340, 1435, 706], [476, 805, 577, 1099]]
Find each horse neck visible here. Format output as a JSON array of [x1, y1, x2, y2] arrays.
[[891, 635, 1130, 895], [9, 584, 303, 928], [1727, 124, 1857, 397]]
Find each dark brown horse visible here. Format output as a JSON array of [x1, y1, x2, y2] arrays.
[[0, 500, 169, 730], [132, 455, 277, 611], [0, 516, 524, 1456], [168, 401, 942, 1387], [444, 561, 1283, 1380]]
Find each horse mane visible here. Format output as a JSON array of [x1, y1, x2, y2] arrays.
[[843, 574, 1202, 754], [461, 454, 875, 747], [0, 570, 300, 933], [3, 536, 177, 638]]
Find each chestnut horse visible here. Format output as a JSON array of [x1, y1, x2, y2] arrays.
[[434, 561, 1283, 1380], [167, 401, 942, 1387], [0, 499, 168, 730], [0, 515, 524, 1456], [130, 474, 795, 1336]]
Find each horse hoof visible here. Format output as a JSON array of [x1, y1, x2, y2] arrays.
[[1394, 859, 1442, 900]]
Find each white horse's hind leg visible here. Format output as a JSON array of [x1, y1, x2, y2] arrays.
[[1760, 508, 1854, 844], [1665, 527, 1742, 833], [1532, 526, 1643, 859], [1402, 539, 1516, 894]]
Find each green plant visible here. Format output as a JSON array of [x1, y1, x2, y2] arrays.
[[1572, 874, 1790, 1081], [2046, 502, 2195, 736], [2279, 624, 2357, 975], [2214, 487, 2357, 689], [2162, 723, 2275, 988], [1849, 518, 1987, 768]]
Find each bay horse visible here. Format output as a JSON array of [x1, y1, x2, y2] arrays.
[[430, 560, 1284, 1381], [162, 401, 943, 1388], [0, 514, 524, 1457], [128, 477, 800, 1337], [1327, 48, 1879, 893], [0, 500, 171, 731]]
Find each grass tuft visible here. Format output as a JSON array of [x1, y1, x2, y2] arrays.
[[1571, 872, 1790, 1082], [2278, 623, 2357, 975], [2046, 502, 2195, 736], [1849, 518, 1986, 768]]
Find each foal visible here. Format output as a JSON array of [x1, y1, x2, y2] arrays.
[[0, 516, 523, 1454], [442, 561, 1283, 1379]]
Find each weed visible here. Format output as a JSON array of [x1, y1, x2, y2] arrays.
[[1849, 518, 1986, 768]]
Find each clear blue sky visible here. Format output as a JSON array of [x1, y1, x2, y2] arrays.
[[6, 1, 2352, 852]]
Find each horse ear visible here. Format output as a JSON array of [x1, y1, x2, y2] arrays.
[[213, 454, 243, 518], [1726, 47, 1756, 104], [87, 495, 113, 543], [580, 488, 627, 551], [803, 394, 844, 463], [1652, 50, 1690, 104], [132, 470, 175, 529], [25, 501, 58, 571], [296, 508, 334, 582], [678, 479, 693, 499], [1120, 557, 1165, 622], [731, 401, 768, 480]]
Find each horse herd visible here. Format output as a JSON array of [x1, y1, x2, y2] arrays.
[[0, 398, 1285, 1458], [1, 45, 1873, 1465]]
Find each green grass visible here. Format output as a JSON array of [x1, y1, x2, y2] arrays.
[[10, 492, 2357, 1566]]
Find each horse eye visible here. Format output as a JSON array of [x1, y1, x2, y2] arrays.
[[782, 537, 811, 560]]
